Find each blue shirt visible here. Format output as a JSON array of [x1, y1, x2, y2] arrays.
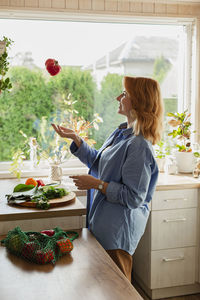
[[70, 122, 158, 255]]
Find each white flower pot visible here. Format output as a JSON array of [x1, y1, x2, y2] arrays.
[[175, 151, 195, 173]]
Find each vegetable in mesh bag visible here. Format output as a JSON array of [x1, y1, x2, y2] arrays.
[[1, 226, 78, 264]]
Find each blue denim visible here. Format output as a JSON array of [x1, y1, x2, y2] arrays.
[[70, 123, 158, 255]]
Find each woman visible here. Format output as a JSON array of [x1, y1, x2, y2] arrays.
[[52, 76, 163, 281]]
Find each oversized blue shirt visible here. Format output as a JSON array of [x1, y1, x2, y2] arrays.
[[70, 122, 159, 255]]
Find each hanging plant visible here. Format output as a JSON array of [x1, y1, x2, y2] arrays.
[[0, 36, 14, 94]]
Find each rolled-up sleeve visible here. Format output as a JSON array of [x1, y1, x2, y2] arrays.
[[70, 140, 98, 169], [106, 145, 152, 209]]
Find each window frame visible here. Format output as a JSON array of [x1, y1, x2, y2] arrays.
[[0, 11, 199, 176]]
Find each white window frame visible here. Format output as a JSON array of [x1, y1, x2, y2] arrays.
[[0, 11, 198, 177]]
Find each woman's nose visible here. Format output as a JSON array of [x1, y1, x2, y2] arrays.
[[116, 94, 122, 101]]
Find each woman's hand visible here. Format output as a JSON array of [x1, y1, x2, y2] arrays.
[[69, 175, 96, 190], [70, 175, 99, 190], [70, 175, 108, 194], [51, 124, 82, 148]]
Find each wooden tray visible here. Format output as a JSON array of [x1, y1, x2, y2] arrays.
[[16, 191, 76, 208]]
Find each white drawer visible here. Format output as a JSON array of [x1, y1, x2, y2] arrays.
[[151, 208, 197, 250], [151, 247, 196, 289], [152, 189, 198, 210]]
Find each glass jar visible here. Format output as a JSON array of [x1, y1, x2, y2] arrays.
[[49, 164, 62, 182]]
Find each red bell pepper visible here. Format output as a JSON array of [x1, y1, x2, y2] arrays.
[[45, 58, 61, 76], [22, 242, 37, 260], [36, 179, 45, 187], [40, 229, 55, 237]]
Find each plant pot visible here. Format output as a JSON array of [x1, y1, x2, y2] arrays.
[[156, 158, 166, 172], [175, 151, 195, 173]]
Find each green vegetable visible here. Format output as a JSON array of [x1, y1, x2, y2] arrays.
[[6, 186, 38, 203], [40, 186, 67, 198], [32, 186, 68, 209], [6, 185, 68, 210], [13, 184, 35, 193]]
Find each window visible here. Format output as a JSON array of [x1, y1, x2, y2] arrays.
[[0, 15, 196, 176]]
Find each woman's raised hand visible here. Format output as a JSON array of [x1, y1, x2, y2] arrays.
[[51, 124, 82, 148], [51, 124, 75, 139]]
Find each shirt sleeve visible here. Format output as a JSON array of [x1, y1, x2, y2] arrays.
[[70, 128, 119, 169], [70, 140, 98, 169], [106, 143, 153, 209]]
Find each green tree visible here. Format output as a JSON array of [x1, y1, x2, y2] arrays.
[[93, 73, 124, 148], [0, 66, 98, 162], [0, 66, 54, 161], [164, 98, 177, 116], [153, 55, 171, 84], [48, 66, 96, 121]]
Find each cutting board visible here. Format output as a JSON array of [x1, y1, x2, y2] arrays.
[[16, 191, 76, 208]]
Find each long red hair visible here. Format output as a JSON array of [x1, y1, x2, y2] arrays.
[[124, 76, 164, 145]]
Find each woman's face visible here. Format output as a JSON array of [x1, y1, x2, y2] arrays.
[[116, 90, 133, 117]]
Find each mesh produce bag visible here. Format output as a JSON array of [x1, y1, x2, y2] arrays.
[[1, 226, 78, 264]]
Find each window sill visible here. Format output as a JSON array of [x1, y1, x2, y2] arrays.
[[0, 166, 88, 179], [0, 158, 88, 179]]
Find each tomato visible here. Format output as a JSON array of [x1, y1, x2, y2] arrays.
[[25, 177, 37, 186], [45, 58, 61, 76], [36, 179, 45, 187], [35, 249, 54, 264]]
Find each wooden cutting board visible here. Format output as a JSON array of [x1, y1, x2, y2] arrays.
[[16, 191, 76, 208]]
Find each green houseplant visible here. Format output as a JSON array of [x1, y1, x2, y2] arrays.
[[0, 36, 13, 94], [167, 110, 197, 173]]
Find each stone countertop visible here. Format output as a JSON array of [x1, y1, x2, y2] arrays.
[[0, 178, 86, 222], [156, 173, 200, 190], [0, 173, 199, 229]]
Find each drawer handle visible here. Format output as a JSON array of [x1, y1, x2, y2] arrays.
[[163, 217, 186, 222], [164, 198, 188, 202], [163, 256, 184, 262]]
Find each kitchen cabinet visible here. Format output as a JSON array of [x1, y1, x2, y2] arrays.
[[132, 174, 200, 299]]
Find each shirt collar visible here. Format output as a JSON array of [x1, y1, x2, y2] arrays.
[[118, 122, 134, 136]]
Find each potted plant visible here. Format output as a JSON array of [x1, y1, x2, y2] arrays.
[[0, 36, 13, 94], [167, 110, 196, 173]]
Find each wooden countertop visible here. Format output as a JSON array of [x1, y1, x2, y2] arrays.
[[0, 229, 142, 300], [0, 179, 86, 222]]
